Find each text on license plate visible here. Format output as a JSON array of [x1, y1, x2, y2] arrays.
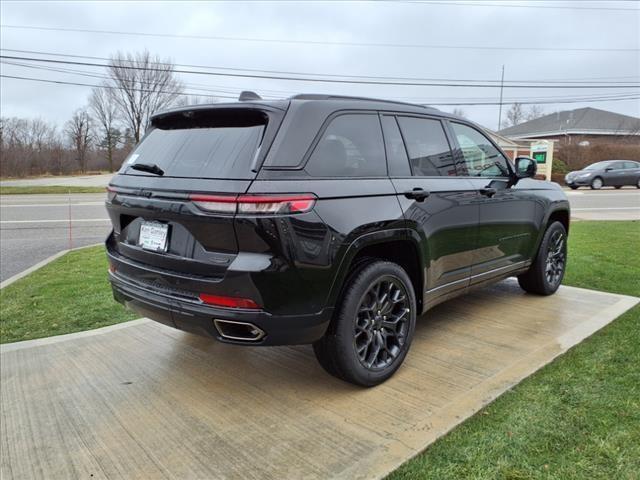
[[139, 222, 169, 252]]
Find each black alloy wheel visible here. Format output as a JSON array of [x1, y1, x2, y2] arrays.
[[544, 229, 566, 288], [518, 221, 567, 295], [354, 277, 410, 371], [313, 260, 417, 387]]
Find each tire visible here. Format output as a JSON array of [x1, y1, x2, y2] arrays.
[[615, 186, 622, 189], [636, 178, 640, 189], [569, 186, 578, 190], [590, 177, 603, 190], [313, 260, 417, 387], [518, 221, 567, 296]]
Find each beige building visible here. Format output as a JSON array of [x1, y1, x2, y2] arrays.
[[488, 131, 555, 181]]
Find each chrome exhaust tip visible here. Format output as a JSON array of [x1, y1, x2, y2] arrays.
[[213, 319, 266, 342]]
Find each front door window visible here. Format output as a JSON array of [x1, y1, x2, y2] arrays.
[[450, 123, 510, 178]]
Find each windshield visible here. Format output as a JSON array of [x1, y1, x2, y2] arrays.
[[584, 161, 614, 171], [121, 110, 267, 179]]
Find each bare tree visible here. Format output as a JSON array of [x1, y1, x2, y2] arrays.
[[65, 109, 93, 173], [451, 108, 466, 118], [89, 87, 121, 172], [525, 104, 545, 121], [1, 117, 62, 176], [174, 95, 211, 107], [105, 50, 184, 142], [505, 103, 525, 127]]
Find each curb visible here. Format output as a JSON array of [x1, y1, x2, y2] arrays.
[[0, 243, 103, 290], [0, 318, 150, 353]]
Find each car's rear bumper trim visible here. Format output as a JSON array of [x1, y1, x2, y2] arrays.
[[109, 271, 332, 346]]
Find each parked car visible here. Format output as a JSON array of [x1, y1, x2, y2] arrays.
[[565, 160, 640, 190], [106, 93, 570, 386]]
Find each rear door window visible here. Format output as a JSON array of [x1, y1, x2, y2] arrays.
[[121, 111, 267, 179], [305, 114, 386, 177], [396, 116, 455, 177]]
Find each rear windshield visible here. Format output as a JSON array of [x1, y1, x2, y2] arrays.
[[121, 109, 267, 179]]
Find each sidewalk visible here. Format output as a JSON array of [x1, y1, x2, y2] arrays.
[[2, 280, 637, 480]]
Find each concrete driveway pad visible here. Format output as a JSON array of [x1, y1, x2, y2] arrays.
[[1, 281, 638, 480]]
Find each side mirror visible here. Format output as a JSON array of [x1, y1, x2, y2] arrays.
[[514, 157, 537, 179], [605, 167, 614, 172]]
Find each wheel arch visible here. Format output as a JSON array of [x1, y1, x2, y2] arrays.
[[547, 208, 570, 235], [530, 206, 570, 259], [326, 229, 425, 313]]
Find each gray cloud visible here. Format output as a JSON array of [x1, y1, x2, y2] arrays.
[[1, 0, 638, 130]]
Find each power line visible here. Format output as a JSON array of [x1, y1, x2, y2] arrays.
[[0, 60, 284, 99], [403, 1, 640, 12], [4, 59, 637, 104], [1, 24, 638, 53], [3, 74, 639, 106], [0, 74, 237, 100], [3, 48, 639, 85], [3, 54, 640, 89], [6, 59, 637, 104], [424, 95, 640, 106]]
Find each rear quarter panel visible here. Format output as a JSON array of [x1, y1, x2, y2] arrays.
[[244, 175, 406, 314]]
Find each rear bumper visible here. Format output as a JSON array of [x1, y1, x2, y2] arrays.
[[107, 256, 332, 346]]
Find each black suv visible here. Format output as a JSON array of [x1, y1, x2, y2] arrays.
[[106, 93, 570, 386]]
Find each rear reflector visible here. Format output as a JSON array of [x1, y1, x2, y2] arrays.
[[190, 193, 316, 215], [198, 293, 260, 309]]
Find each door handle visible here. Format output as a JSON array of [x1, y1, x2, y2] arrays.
[[479, 187, 497, 198], [404, 188, 430, 202]]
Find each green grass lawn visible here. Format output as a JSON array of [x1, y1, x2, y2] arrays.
[[0, 246, 137, 343], [0, 222, 638, 479], [0, 186, 106, 195], [390, 220, 640, 480]]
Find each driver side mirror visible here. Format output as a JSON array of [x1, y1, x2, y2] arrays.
[[515, 157, 537, 179]]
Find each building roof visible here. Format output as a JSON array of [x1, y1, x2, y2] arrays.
[[488, 130, 529, 148], [497, 107, 640, 138]]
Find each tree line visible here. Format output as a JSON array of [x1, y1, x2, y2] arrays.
[[1, 50, 189, 178]]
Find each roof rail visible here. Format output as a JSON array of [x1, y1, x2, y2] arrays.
[[289, 93, 440, 111]]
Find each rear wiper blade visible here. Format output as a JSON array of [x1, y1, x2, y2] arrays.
[[130, 163, 164, 176]]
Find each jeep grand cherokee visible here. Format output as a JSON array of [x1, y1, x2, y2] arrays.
[[106, 93, 570, 386]]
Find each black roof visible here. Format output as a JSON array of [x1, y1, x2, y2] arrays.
[[153, 93, 449, 120]]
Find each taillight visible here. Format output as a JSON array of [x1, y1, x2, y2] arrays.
[[189, 194, 237, 213], [190, 193, 316, 215], [198, 293, 260, 309], [237, 195, 316, 214]]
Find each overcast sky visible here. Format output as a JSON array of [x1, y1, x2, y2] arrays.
[[1, 0, 639, 131]]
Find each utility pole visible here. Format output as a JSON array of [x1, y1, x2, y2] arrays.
[[497, 65, 505, 131]]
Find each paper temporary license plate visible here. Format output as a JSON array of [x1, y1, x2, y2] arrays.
[[139, 222, 169, 252]]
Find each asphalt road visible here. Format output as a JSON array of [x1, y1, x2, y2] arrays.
[[0, 173, 113, 187], [0, 193, 111, 281], [1, 188, 638, 281], [566, 187, 640, 220]]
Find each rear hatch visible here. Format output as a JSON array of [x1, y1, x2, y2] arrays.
[[106, 105, 285, 286]]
